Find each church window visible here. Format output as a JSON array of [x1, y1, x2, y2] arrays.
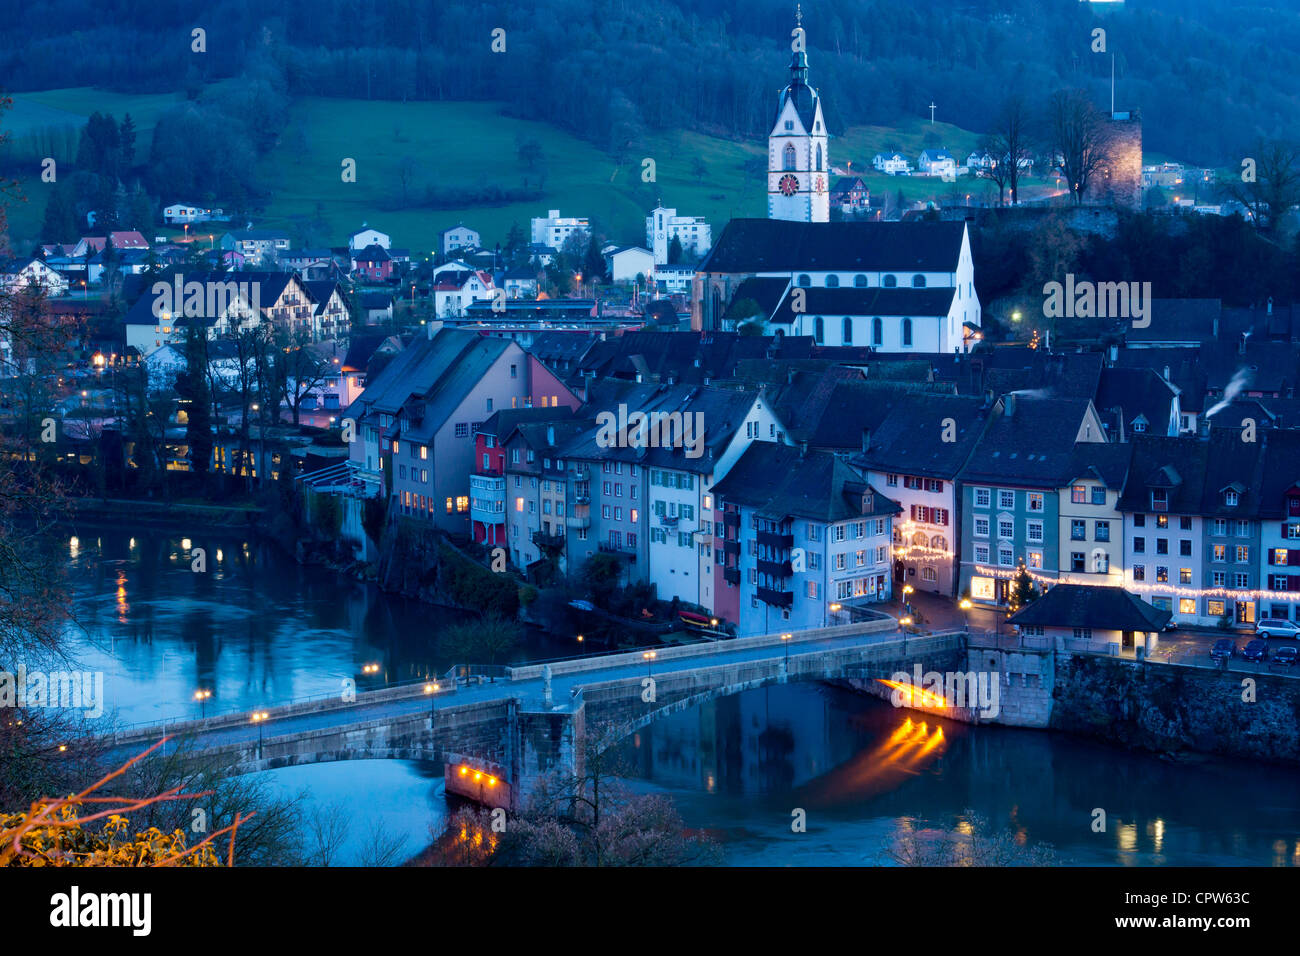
[[912, 274, 926, 288], [797, 274, 811, 288], [883, 274, 897, 288], [854, 274, 868, 288], [784, 144, 797, 171], [902, 318, 913, 347], [842, 318, 853, 344], [784, 120, 794, 131], [816, 145, 823, 171], [872, 318, 883, 346], [825, 274, 839, 288], [814, 317, 824, 343]]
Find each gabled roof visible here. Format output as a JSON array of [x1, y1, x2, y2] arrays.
[[958, 396, 1100, 488], [1095, 367, 1177, 438], [556, 384, 770, 475], [1066, 442, 1133, 489], [353, 243, 390, 263], [478, 405, 574, 440], [344, 329, 517, 443], [854, 393, 991, 478], [711, 442, 899, 524], [1008, 584, 1172, 632], [699, 219, 967, 274], [1125, 299, 1221, 345]]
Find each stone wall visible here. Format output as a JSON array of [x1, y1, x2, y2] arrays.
[[1049, 655, 1300, 764]]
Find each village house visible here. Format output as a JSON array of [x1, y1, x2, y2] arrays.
[[221, 230, 291, 266], [348, 225, 390, 254], [439, 224, 480, 257], [712, 442, 897, 637]]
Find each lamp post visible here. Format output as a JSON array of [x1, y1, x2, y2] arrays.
[[960, 598, 972, 631], [642, 650, 656, 677], [781, 632, 792, 665], [424, 682, 440, 721], [193, 689, 211, 718], [251, 711, 269, 759], [903, 584, 914, 618]]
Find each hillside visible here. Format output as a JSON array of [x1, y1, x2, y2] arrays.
[[2, 90, 1075, 253]]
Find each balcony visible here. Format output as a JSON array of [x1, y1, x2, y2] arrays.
[[724, 540, 740, 556], [566, 505, 591, 530], [757, 530, 794, 550], [723, 512, 740, 528], [756, 586, 793, 608], [468, 473, 505, 525], [532, 530, 565, 551], [660, 513, 680, 526], [723, 567, 740, 586], [757, 558, 793, 579]]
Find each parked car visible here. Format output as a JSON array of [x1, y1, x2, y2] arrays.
[[1210, 638, 1237, 660], [1242, 639, 1269, 662], [1272, 646, 1299, 667], [1255, 617, 1300, 640]]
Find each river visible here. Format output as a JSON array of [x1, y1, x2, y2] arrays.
[[56, 527, 1300, 866]]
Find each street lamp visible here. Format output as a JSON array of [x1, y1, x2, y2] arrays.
[[781, 632, 792, 665], [251, 710, 269, 758], [642, 650, 656, 677], [960, 598, 972, 630], [193, 689, 212, 718], [424, 682, 440, 720], [577, 634, 584, 645]]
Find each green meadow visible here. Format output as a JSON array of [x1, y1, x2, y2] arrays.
[[2, 89, 1202, 253]]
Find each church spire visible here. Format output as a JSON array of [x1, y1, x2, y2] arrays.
[[790, 4, 809, 84]]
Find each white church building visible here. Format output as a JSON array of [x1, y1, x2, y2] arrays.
[[691, 11, 982, 350]]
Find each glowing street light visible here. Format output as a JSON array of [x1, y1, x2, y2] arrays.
[[642, 649, 656, 677], [194, 688, 212, 718], [781, 632, 793, 665], [424, 681, 441, 720], [251, 710, 270, 757], [959, 598, 972, 630]]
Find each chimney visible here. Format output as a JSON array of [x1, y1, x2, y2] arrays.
[[1005, 392, 1017, 418], [799, 439, 809, 457], [861, 428, 871, 454], [1268, 296, 1274, 315], [1163, 365, 1171, 383], [1239, 333, 1247, 356], [547, 425, 555, 446], [1108, 343, 1119, 364], [787, 367, 796, 385]]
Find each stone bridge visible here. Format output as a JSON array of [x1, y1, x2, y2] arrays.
[[106, 620, 966, 808]]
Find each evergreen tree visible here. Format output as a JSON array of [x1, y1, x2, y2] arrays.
[[1007, 563, 1039, 614], [176, 327, 213, 479], [667, 234, 683, 264], [583, 232, 605, 285], [119, 114, 137, 168], [39, 186, 79, 242]]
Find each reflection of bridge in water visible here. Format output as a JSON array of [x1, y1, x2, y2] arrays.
[[106, 618, 967, 807]]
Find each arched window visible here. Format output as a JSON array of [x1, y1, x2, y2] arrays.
[[825, 274, 839, 288], [911, 531, 928, 547], [872, 318, 883, 346], [711, 288, 722, 325], [930, 535, 948, 552], [902, 318, 913, 347], [816, 144, 823, 171], [912, 274, 926, 288], [854, 274, 868, 288], [797, 274, 811, 288], [784, 144, 797, 171], [813, 317, 824, 343], [883, 274, 897, 288], [842, 317, 853, 344]]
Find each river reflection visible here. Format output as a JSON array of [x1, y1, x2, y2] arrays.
[[616, 682, 1300, 866], [60, 527, 575, 725]]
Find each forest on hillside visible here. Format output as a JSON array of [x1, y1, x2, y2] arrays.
[[0, 0, 1296, 166]]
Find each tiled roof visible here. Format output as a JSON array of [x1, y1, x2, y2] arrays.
[[711, 442, 899, 523], [853, 393, 991, 477], [958, 396, 1099, 488], [1008, 585, 1171, 631], [699, 219, 967, 274]]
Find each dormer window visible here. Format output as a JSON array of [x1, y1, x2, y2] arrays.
[[1151, 489, 1168, 512], [1225, 490, 1239, 507], [785, 120, 794, 131]]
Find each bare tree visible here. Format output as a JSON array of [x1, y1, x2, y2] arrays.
[[1046, 88, 1112, 205], [304, 802, 352, 866], [1229, 140, 1300, 233], [980, 93, 1034, 205]]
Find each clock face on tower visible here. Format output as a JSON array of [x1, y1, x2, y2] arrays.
[[778, 173, 799, 197]]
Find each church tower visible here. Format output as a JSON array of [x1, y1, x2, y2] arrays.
[[768, 6, 829, 223]]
